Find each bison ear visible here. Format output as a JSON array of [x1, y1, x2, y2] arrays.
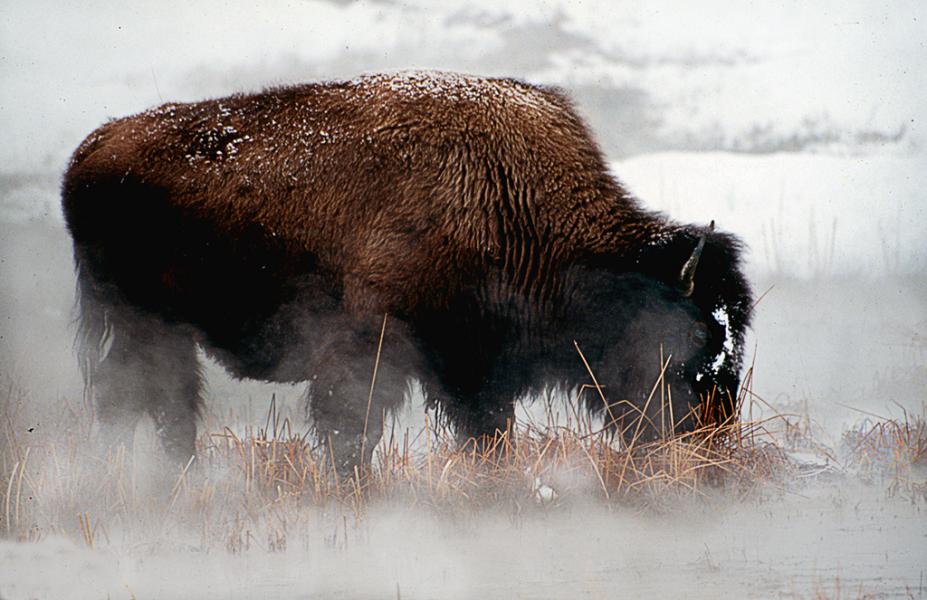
[[679, 220, 714, 297]]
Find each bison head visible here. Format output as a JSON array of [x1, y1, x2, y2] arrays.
[[571, 264, 743, 442]]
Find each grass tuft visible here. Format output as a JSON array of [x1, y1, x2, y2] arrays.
[[1, 367, 924, 551]]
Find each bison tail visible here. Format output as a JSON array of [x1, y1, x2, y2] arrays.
[[71, 243, 113, 396]]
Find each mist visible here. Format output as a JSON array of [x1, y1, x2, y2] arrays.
[[1, 1, 925, 598]]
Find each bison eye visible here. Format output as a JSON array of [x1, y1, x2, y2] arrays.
[[691, 323, 709, 344]]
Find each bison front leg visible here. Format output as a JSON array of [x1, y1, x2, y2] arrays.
[[433, 375, 518, 453], [306, 323, 410, 475], [454, 392, 517, 449], [421, 336, 520, 455]]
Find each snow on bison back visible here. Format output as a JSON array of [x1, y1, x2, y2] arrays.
[[61, 70, 752, 472]]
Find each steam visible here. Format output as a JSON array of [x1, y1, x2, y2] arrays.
[[1, 0, 925, 597]]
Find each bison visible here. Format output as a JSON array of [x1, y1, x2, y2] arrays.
[[61, 71, 752, 471]]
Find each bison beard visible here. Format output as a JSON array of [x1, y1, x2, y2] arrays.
[[61, 71, 752, 472]]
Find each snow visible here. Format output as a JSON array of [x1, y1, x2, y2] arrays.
[[1, 1, 925, 598], [613, 152, 927, 279], [1, 0, 923, 280], [0, 484, 923, 599], [708, 306, 733, 374], [1, 1, 924, 174]]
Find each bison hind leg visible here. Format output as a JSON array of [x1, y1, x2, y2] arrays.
[[74, 259, 203, 464]]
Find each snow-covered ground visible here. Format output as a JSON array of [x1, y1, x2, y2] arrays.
[[1, 0, 925, 598], [1, 481, 923, 599], [616, 153, 926, 280]]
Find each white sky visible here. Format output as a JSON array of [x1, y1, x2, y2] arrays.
[[1, 0, 924, 172]]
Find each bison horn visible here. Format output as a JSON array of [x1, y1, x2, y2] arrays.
[[679, 220, 714, 297]]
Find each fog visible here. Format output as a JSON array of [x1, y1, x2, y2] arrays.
[[2, 484, 923, 599], [1, 0, 925, 598]]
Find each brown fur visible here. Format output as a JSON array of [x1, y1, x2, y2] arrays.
[[62, 71, 752, 470]]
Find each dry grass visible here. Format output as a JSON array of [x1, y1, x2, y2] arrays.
[[841, 411, 927, 500], [1, 366, 924, 553], [808, 576, 879, 600]]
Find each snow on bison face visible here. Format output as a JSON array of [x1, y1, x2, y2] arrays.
[[576, 271, 741, 442]]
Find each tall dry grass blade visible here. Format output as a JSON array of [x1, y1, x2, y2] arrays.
[[78, 512, 94, 548], [618, 354, 672, 483], [361, 313, 389, 467], [5, 460, 19, 535], [168, 454, 197, 513], [579, 442, 610, 500], [14, 446, 29, 530], [573, 340, 612, 422], [751, 283, 775, 310]]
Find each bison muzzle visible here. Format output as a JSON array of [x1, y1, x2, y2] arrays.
[[61, 71, 752, 471]]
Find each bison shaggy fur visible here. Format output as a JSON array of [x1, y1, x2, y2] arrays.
[[62, 71, 752, 470]]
